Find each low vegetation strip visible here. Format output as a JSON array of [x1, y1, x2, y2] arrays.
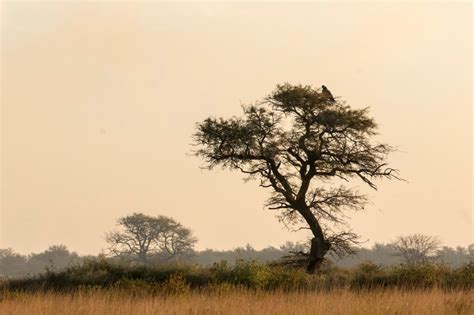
[[1, 259, 472, 293]]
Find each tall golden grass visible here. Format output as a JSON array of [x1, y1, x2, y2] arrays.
[[0, 288, 472, 315]]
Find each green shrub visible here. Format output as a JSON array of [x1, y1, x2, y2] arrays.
[[384, 264, 449, 289], [350, 261, 387, 290], [228, 260, 272, 288], [266, 266, 311, 291], [444, 262, 474, 290], [1, 259, 472, 293]]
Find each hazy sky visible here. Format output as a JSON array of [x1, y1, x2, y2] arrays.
[[1, 2, 472, 255]]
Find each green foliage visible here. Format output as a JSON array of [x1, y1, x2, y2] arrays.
[[349, 262, 474, 290], [228, 260, 271, 288], [385, 264, 450, 288], [444, 262, 474, 290], [2, 242, 472, 278], [350, 261, 385, 289], [1, 259, 472, 294]]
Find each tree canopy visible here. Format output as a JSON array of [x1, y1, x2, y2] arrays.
[[106, 213, 197, 264], [392, 234, 441, 266]]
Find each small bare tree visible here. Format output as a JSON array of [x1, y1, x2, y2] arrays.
[[106, 213, 197, 264], [392, 234, 441, 266]]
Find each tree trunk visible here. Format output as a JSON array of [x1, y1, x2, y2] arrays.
[[138, 251, 148, 264], [306, 236, 331, 274], [296, 205, 331, 274]]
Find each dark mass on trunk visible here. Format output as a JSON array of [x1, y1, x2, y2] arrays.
[[192, 84, 400, 273]]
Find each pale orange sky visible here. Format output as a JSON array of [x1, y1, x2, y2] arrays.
[[1, 2, 472, 254]]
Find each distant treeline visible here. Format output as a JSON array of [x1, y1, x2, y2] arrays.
[[1, 242, 473, 278], [193, 242, 474, 268]]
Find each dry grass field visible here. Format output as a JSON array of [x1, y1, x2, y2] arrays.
[[0, 288, 472, 315]]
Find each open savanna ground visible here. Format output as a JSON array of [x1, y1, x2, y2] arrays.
[[0, 288, 472, 315]]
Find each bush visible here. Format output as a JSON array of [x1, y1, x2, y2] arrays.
[[228, 260, 271, 288], [350, 261, 387, 290], [1, 259, 472, 294], [385, 264, 450, 288], [349, 262, 474, 290], [445, 262, 474, 290]]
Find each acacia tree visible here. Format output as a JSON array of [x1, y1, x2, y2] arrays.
[[193, 84, 399, 273], [392, 234, 441, 266], [0, 249, 28, 277], [106, 213, 197, 264], [28, 245, 81, 273]]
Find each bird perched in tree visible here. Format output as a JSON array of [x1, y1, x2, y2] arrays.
[[321, 85, 335, 102]]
